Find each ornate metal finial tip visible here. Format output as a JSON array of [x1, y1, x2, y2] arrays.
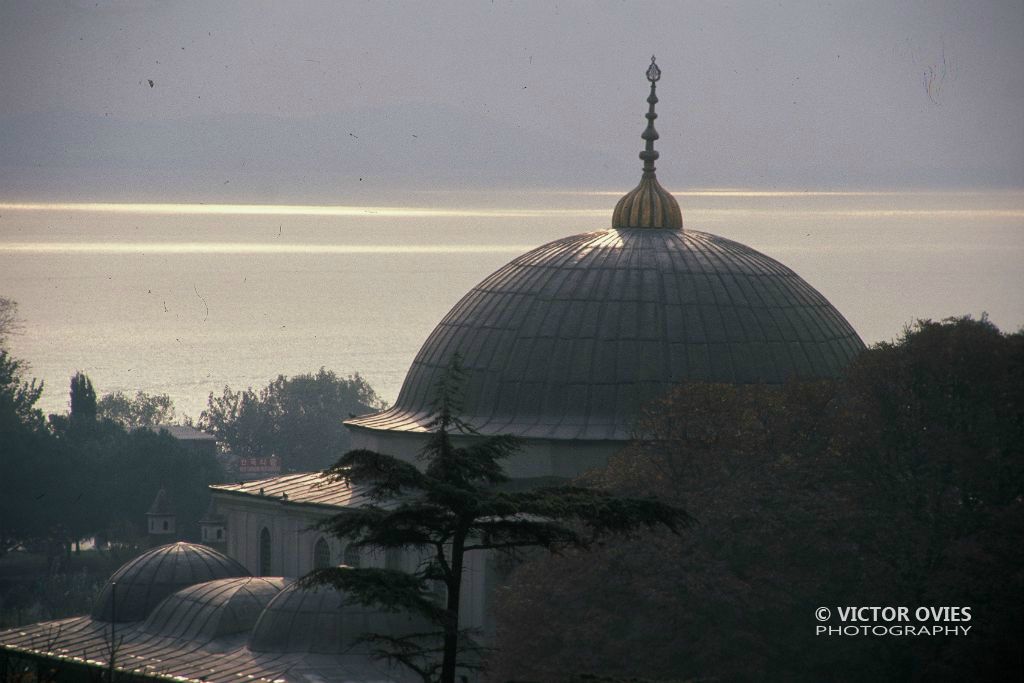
[[646, 56, 661, 82], [612, 54, 682, 230]]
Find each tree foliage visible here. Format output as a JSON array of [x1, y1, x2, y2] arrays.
[[0, 296, 20, 345], [492, 316, 1024, 682], [97, 390, 177, 429], [198, 368, 386, 472], [0, 299, 44, 435], [69, 371, 97, 422], [2, 371, 222, 559], [301, 357, 688, 683], [1, 318, 52, 557], [0, 349, 45, 436], [1, 300, 222, 562]]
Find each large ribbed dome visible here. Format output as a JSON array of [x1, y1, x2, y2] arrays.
[[348, 228, 864, 441], [347, 58, 864, 449]]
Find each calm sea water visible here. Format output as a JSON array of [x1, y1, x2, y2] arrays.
[[1, 190, 1022, 419]]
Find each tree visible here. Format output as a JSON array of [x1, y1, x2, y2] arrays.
[[97, 390, 177, 429], [302, 357, 688, 683], [43, 374, 225, 550], [492, 317, 1024, 682], [0, 296, 20, 345], [199, 368, 387, 472], [1, 304, 222, 561], [69, 371, 97, 421], [492, 380, 847, 681], [0, 350, 45, 436], [0, 299, 52, 557], [828, 316, 1024, 679], [0, 298, 43, 433], [41, 413, 226, 549]]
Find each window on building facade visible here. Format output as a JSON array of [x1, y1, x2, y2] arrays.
[[163, 520, 168, 531], [385, 547, 402, 571], [343, 544, 361, 568], [313, 538, 331, 570], [216, 528, 223, 540], [259, 527, 272, 576]]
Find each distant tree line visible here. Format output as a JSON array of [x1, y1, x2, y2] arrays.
[[97, 390, 177, 429], [1, 297, 386, 564], [491, 317, 1023, 682], [1, 370, 222, 564], [198, 368, 386, 473]]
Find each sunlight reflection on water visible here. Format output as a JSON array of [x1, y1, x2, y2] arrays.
[[1, 191, 1021, 418]]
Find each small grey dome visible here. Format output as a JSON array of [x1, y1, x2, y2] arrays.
[[142, 577, 287, 640], [249, 581, 430, 655], [347, 228, 864, 441], [92, 542, 250, 623]]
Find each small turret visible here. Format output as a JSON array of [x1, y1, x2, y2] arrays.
[[146, 488, 177, 544], [198, 497, 227, 548]]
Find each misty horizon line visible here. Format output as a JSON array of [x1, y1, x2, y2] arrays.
[[2, 187, 1023, 214]]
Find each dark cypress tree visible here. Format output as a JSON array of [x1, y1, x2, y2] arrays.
[[69, 371, 97, 422]]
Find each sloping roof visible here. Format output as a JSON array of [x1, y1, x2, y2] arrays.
[[210, 472, 374, 510], [146, 488, 172, 516], [198, 497, 227, 524], [156, 424, 217, 442], [347, 228, 865, 442], [0, 561, 415, 682], [0, 602, 410, 683]]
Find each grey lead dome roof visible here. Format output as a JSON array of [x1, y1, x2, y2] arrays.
[[249, 581, 429, 655], [92, 542, 250, 622], [347, 228, 865, 441], [142, 577, 287, 640], [349, 59, 864, 442]]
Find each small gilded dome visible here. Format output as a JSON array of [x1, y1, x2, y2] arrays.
[[612, 174, 682, 229], [611, 55, 682, 231]]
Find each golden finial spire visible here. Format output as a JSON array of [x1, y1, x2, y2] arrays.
[[612, 56, 683, 230]]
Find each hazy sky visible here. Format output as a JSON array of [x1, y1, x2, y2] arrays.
[[1, 0, 1022, 199]]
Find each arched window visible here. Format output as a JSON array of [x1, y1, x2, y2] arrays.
[[216, 528, 223, 540], [313, 538, 331, 570], [343, 544, 361, 568], [259, 527, 272, 576]]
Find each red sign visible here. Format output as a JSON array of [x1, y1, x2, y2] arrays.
[[238, 456, 281, 474]]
